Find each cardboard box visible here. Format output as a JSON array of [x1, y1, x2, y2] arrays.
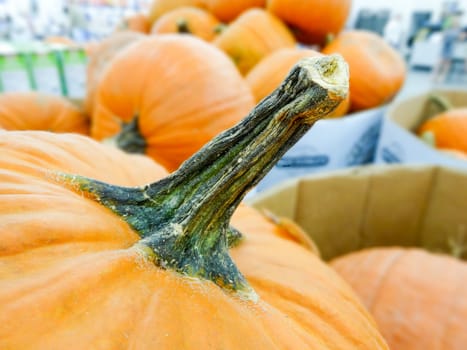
[[374, 89, 467, 170], [247, 164, 467, 261], [254, 106, 386, 193]]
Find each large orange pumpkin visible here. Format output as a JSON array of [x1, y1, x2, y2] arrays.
[[331, 248, 467, 350], [0, 55, 388, 349], [84, 31, 144, 116], [150, 6, 221, 41], [418, 107, 467, 153], [322, 30, 406, 112], [0, 92, 89, 134], [91, 34, 255, 172], [267, 0, 352, 45], [204, 0, 266, 22], [213, 8, 296, 75]]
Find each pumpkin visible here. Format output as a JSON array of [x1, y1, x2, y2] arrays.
[[213, 8, 296, 75], [418, 107, 467, 153], [331, 248, 467, 349], [148, 0, 207, 24], [118, 13, 151, 34], [91, 34, 255, 172], [322, 30, 406, 112], [245, 47, 350, 117], [267, 0, 351, 45], [204, 0, 266, 22], [0, 55, 388, 349], [150, 6, 221, 41], [84, 31, 145, 117], [0, 91, 89, 134]]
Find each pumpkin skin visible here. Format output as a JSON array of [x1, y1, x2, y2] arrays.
[[0, 130, 388, 349], [119, 13, 151, 34], [418, 108, 467, 153], [204, 0, 266, 22], [84, 31, 144, 117], [91, 34, 255, 172], [322, 30, 406, 112], [213, 8, 296, 75], [0, 92, 89, 134], [331, 248, 467, 350], [267, 0, 351, 45], [150, 6, 221, 41], [148, 0, 207, 24]]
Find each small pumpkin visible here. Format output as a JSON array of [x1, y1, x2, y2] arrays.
[[84, 31, 145, 117], [118, 13, 151, 34], [148, 0, 207, 24], [150, 6, 221, 41], [0, 92, 89, 134], [245, 47, 350, 117], [91, 34, 255, 172], [418, 107, 467, 153], [267, 0, 352, 45], [213, 8, 296, 75], [322, 30, 406, 112], [0, 56, 388, 349], [204, 0, 266, 22], [331, 247, 467, 350]]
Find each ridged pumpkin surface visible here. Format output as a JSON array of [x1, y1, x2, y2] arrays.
[[331, 248, 467, 350], [0, 92, 89, 134], [91, 34, 255, 172], [0, 130, 388, 349], [213, 8, 296, 75]]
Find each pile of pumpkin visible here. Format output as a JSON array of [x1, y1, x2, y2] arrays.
[[0, 0, 465, 349]]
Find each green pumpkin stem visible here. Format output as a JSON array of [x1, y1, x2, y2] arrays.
[[103, 116, 146, 154], [176, 18, 191, 34], [59, 55, 349, 300]]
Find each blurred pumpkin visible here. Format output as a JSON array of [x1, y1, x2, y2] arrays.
[[0, 92, 89, 134], [204, 0, 266, 22], [267, 0, 351, 45], [213, 8, 296, 75], [91, 34, 255, 172], [418, 107, 467, 154], [84, 31, 144, 116], [150, 6, 221, 41], [322, 30, 406, 112], [331, 248, 467, 350], [118, 13, 151, 33], [148, 0, 207, 24]]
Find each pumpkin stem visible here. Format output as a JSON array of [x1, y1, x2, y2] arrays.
[[58, 55, 349, 300], [105, 116, 146, 154], [176, 18, 191, 34], [418, 94, 453, 127]]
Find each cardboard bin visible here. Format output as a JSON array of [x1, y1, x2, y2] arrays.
[[247, 164, 467, 261], [374, 89, 467, 170]]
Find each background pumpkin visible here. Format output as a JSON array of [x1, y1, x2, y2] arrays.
[[84, 30, 144, 117], [148, 0, 207, 24], [322, 30, 406, 112], [213, 8, 296, 75], [267, 0, 352, 45], [0, 55, 389, 349], [150, 6, 221, 41], [118, 13, 151, 34], [91, 34, 255, 172], [0, 92, 89, 134], [418, 107, 467, 153], [204, 0, 266, 22], [331, 248, 467, 350], [245, 47, 350, 117]]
